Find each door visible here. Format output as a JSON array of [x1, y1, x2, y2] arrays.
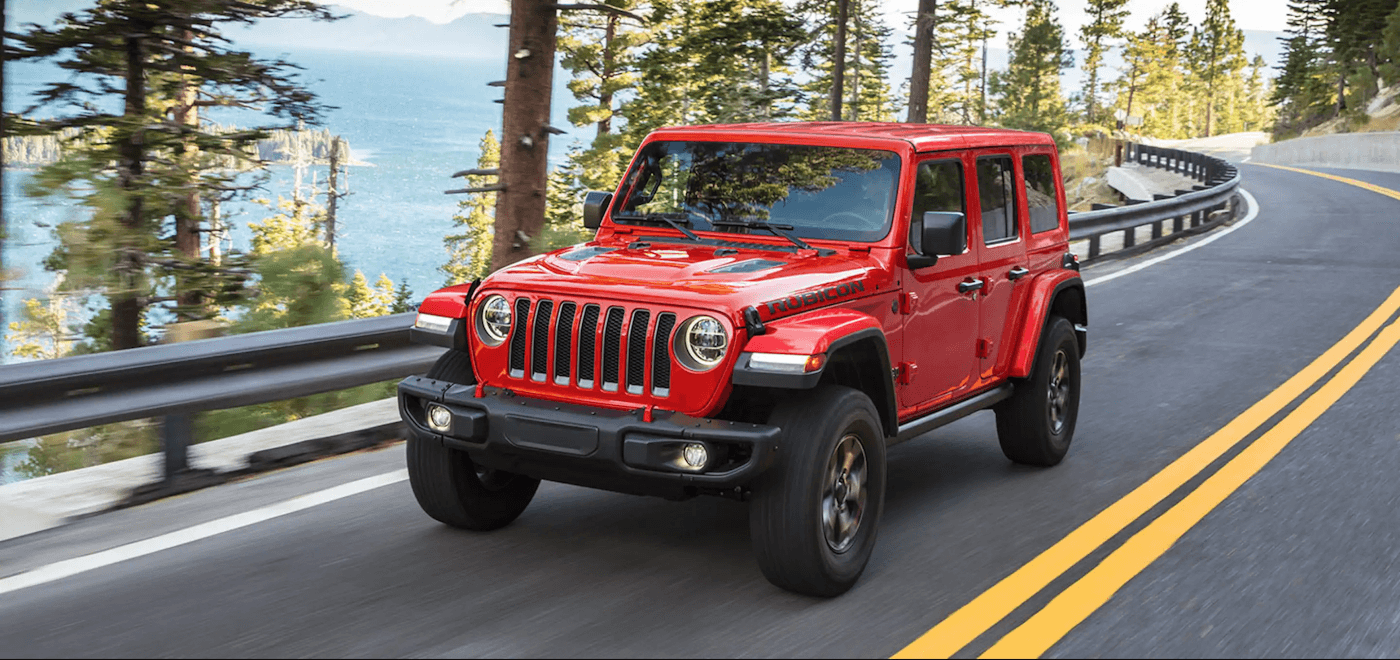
[[900, 156, 980, 411], [972, 153, 1030, 383]]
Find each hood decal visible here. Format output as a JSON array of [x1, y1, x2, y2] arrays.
[[762, 279, 867, 317]]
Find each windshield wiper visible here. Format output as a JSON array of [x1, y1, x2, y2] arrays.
[[709, 217, 814, 251], [611, 212, 701, 241]]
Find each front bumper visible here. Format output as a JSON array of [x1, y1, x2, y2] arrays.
[[398, 376, 781, 499]]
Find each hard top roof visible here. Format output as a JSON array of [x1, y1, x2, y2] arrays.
[[646, 121, 1054, 152]]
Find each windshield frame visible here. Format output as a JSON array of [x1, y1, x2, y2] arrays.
[[608, 139, 905, 244]]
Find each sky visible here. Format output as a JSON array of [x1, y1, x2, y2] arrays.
[[339, 0, 1290, 46]]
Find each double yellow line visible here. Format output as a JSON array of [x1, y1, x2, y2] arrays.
[[895, 166, 1400, 659]]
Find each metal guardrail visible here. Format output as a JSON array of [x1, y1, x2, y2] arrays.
[[0, 313, 442, 482], [1068, 142, 1241, 260], [0, 140, 1243, 491]]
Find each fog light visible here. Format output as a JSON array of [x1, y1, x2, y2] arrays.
[[682, 443, 708, 469], [426, 404, 452, 432]]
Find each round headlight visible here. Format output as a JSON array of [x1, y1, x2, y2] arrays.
[[677, 315, 728, 370], [477, 295, 512, 346]]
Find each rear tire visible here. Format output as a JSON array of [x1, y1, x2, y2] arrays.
[[407, 350, 540, 531], [749, 385, 887, 597], [995, 315, 1080, 466]]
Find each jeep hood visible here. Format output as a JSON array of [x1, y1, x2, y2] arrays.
[[474, 240, 892, 319]]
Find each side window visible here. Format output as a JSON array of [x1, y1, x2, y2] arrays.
[[1023, 154, 1061, 233], [910, 159, 965, 254], [976, 156, 1017, 244]]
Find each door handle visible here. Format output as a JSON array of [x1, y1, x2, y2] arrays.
[[1008, 266, 1030, 281], [958, 278, 985, 294]]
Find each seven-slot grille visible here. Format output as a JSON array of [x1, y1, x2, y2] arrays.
[[505, 296, 679, 396]]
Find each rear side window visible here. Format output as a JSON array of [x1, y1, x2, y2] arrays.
[[976, 156, 1017, 244], [910, 160, 965, 254], [1023, 154, 1061, 233]]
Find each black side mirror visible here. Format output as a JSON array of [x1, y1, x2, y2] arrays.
[[908, 211, 967, 269], [582, 191, 613, 230]]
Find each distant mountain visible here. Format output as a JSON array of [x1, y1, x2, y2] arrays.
[[231, 6, 510, 60]]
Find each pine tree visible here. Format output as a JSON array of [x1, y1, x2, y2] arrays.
[[938, 0, 1002, 124], [391, 278, 415, 314], [1078, 0, 1130, 124], [800, 0, 897, 121], [442, 130, 501, 286], [1188, 0, 1246, 137], [558, 0, 646, 139], [988, 0, 1072, 137], [5, 0, 337, 350], [1382, 2, 1400, 86]]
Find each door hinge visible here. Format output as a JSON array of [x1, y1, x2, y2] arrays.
[[896, 362, 918, 385], [899, 291, 918, 315], [976, 338, 993, 359]]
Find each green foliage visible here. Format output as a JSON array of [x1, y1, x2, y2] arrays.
[[392, 278, 415, 313], [442, 130, 500, 286], [797, 0, 898, 122], [558, 0, 647, 136], [5, 0, 339, 350], [5, 296, 76, 360], [988, 0, 1073, 139], [1078, 0, 1130, 122], [16, 421, 159, 479]]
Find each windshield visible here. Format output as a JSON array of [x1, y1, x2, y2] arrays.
[[612, 141, 902, 242]]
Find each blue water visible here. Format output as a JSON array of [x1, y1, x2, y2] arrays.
[[2, 48, 592, 358]]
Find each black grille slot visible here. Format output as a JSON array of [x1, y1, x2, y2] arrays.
[[531, 299, 553, 381], [553, 302, 576, 385], [651, 313, 676, 396], [626, 310, 651, 394], [577, 304, 600, 387], [509, 298, 530, 378], [601, 307, 625, 391]]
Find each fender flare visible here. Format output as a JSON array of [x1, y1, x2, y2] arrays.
[[1008, 273, 1087, 379], [732, 308, 898, 438]]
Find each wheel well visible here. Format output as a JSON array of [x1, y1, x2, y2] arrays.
[[1051, 284, 1088, 356], [818, 337, 899, 438]]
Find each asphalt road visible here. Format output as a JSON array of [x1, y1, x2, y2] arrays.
[[3, 163, 1400, 658]]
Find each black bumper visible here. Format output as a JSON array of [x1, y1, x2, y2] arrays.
[[398, 376, 781, 499]]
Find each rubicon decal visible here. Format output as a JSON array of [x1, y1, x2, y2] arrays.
[[762, 279, 867, 316]]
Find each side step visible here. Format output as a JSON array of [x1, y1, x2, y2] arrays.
[[892, 384, 1014, 445]]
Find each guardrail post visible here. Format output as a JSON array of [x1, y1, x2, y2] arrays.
[[1122, 227, 1135, 248], [1088, 235, 1101, 259], [163, 413, 191, 481]]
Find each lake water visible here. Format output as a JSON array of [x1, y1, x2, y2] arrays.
[[2, 48, 592, 357]]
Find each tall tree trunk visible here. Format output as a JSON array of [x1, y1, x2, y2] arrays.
[[173, 30, 201, 321], [598, 13, 617, 137], [209, 200, 222, 267], [830, 0, 848, 121], [114, 35, 147, 350], [1085, 43, 1099, 122], [326, 137, 341, 253], [759, 50, 772, 118], [851, 10, 862, 119], [906, 0, 937, 123], [1, 0, 7, 343], [490, 0, 559, 272], [980, 37, 988, 123]]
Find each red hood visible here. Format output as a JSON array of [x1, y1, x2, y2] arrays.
[[462, 238, 896, 321]]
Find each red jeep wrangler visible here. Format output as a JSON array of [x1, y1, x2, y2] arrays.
[[399, 122, 1087, 597]]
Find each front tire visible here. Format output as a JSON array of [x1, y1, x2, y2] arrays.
[[407, 350, 540, 531], [995, 315, 1081, 466], [749, 385, 887, 597]]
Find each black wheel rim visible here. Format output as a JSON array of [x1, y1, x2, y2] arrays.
[[1047, 349, 1071, 434], [822, 433, 868, 553]]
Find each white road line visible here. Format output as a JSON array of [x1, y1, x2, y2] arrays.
[[0, 469, 408, 597], [1085, 188, 1260, 288], [1241, 156, 1252, 163]]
